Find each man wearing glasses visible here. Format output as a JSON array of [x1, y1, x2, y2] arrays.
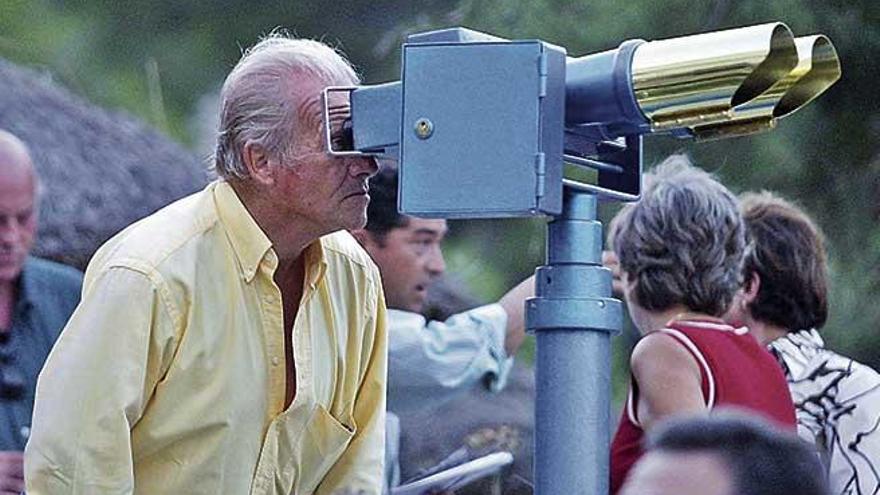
[[0, 129, 82, 495]]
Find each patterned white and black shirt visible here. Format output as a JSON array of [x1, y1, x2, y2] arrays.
[[770, 329, 880, 495]]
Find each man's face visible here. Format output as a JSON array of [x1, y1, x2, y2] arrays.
[[363, 218, 448, 312], [269, 82, 378, 234], [619, 450, 734, 495], [0, 160, 37, 284]]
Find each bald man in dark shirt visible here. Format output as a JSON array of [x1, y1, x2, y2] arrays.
[[0, 130, 81, 494]]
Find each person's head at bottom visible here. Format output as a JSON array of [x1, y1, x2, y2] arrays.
[[619, 410, 828, 495]]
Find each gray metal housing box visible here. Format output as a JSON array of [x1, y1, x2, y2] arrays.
[[399, 40, 566, 218]]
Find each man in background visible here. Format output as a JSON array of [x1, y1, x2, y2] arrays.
[[353, 167, 532, 490], [353, 166, 533, 414], [0, 129, 82, 494], [26, 35, 386, 495]]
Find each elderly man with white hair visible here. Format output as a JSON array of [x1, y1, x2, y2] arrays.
[[26, 34, 387, 495]]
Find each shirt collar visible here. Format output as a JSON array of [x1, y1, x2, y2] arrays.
[[302, 237, 328, 291], [668, 313, 726, 325], [213, 181, 273, 283], [213, 180, 329, 287], [13, 257, 38, 312], [665, 314, 750, 335], [386, 308, 423, 320], [768, 328, 825, 378]]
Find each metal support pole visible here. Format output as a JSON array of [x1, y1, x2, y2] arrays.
[[528, 188, 622, 495]]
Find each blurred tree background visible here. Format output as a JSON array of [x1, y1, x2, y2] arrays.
[[2, 0, 878, 403]]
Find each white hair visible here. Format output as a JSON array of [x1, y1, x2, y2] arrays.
[[213, 33, 360, 179]]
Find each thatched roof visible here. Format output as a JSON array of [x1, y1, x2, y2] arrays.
[[0, 58, 207, 270]]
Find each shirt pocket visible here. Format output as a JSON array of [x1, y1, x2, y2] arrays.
[[296, 404, 357, 494]]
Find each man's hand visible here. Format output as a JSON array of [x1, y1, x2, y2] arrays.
[[0, 451, 24, 494]]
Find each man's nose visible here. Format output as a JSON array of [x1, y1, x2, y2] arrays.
[[348, 156, 379, 177], [426, 246, 446, 276], [0, 217, 21, 244]]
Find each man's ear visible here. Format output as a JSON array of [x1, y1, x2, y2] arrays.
[[741, 272, 761, 304], [242, 142, 274, 185]]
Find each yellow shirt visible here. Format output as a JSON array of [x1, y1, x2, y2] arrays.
[[25, 181, 387, 495]]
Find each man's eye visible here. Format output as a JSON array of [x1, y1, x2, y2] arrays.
[[15, 211, 32, 224], [331, 119, 354, 151], [332, 134, 352, 150], [410, 239, 435, 254]]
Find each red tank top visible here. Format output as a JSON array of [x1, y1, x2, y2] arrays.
[[609, 318, 796, 494]]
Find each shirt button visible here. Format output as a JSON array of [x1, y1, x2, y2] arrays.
[[271, 357, 281, 366], [19, 426, 30, 440]]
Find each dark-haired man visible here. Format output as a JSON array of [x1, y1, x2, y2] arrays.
[[353, 166, 533, 414], [353, 166, 533, 491]]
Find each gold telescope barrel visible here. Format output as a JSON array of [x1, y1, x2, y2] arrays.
[[775, 35, 841, 117], [631, 22, 800, 131], [689, 34, 841, 140]]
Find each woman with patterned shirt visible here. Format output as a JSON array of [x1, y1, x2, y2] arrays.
[[727, 191, 880, 495]]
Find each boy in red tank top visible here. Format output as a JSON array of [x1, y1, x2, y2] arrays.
[[607, 155, 796, 494]]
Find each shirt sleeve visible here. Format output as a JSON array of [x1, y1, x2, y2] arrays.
[[386, 303, 513, 414], [25, 265, 180, 495], [383, 412, 401, 493], [316, 276, 388, 495], [826, 366, 880, 495]]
